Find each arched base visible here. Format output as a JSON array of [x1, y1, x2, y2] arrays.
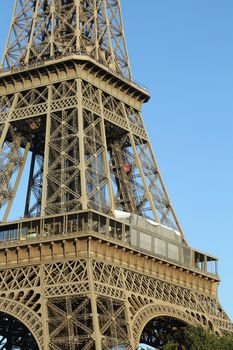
[[133, 303, 201, 347], [0, 298, 43, 349], [140, 316, 188, 349], [0, 312, 39, 350]]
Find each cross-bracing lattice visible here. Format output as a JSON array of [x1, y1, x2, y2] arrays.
[[0, 0, 231, 349]]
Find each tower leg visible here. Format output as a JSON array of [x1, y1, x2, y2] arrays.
[[87, 255, 102, 349]]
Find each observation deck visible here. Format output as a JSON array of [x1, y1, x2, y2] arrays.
[[0, 210, 219, 281]]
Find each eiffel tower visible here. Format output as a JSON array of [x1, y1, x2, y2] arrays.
[[0, 1, 232, 349]]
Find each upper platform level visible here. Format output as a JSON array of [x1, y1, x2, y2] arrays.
[[0, 53, 150, 104], [0, 210, 219, 281]]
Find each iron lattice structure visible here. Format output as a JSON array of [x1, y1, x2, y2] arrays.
[[2, 0, 131, 79], [0, 1, 232, 349]]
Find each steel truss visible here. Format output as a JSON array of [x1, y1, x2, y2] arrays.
[[0, 235, 231, 350], [0, 71, 184, 238], [0, 0, 232, 349], [1, 0, 131, 79]]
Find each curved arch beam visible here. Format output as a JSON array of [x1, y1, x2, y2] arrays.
[[132, 302, 203, 346], [0, 297, 43, 349]]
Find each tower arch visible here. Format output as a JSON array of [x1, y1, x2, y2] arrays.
[[133, 303, 203, 347], [0, 298, 43, 349]]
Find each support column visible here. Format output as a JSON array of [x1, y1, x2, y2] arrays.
[[3, 142, 30, 222], [24, 152, 36, 217], [40, 265, 50, 350], [77, 78, 88, 210], [25, 0, 40, 63], [147, 142, 186, 241], [99, 90, 115, 214], [87, 240, 102, 350], [41, 86, 52, 216], [128, 131, 160, 223], [124, 294, 135, 350], [0, 93, 19, 151]]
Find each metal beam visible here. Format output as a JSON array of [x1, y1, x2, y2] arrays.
[[3, 142, 30, 222]]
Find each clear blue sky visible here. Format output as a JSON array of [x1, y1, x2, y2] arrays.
[[0, 0, 233, 323]]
